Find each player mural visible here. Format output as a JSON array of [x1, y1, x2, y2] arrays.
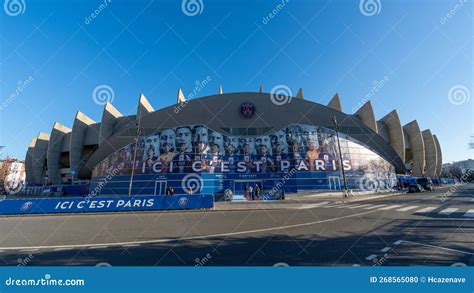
[[92, 124, 393, 177]]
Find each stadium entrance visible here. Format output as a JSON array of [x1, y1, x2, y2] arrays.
[[154, 180, 167, 195]]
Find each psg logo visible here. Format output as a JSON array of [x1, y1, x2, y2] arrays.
[[178, 197, 189, 207], [20, 201, 33, 212], [239, 102, 256, 119]]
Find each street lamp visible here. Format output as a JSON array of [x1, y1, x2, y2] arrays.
[[332, 113, 349, 197]]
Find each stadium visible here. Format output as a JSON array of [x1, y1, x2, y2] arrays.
[[23, 87, 443, 200]]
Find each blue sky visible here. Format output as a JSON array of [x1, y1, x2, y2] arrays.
[[0, 0, 472, 163]]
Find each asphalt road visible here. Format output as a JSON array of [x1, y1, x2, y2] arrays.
[[0, 184, 473, 266]]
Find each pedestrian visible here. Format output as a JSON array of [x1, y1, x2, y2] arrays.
[[248, 185, 254, 201], [255, 184, 261, 200], [188, 187, 193, 195]]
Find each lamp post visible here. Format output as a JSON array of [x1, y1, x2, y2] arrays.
[[332, 113, 349, 197], [128, 115, 142, 196]]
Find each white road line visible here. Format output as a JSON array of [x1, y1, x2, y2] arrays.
[[396, 206, 419, 212], [0, 208, 389, 251], [88, 246, 109, 250], [364, 204, 386, 210], [298, 203, 332, 209], [380, 247, 391, 252], [393, 240, 402, 245], [349, 204, 372, 209], [438, 208, 458, 215], [463, 210, 474, 218], [378, 205, 402, 211], [366, 254, 377, 261], [53, 247, 74, 251], [415, 207, 437, 213]]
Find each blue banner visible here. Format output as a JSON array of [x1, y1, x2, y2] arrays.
[[0, 194, 214, 215], [0, 267, 472, 292]]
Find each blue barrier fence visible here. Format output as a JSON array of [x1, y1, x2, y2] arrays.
[[0, 194, 214, 215]]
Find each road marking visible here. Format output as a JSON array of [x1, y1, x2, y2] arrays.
[[380, 247, 391, 252], [463, 210, 474, 217], [88, 246, 109, 250], [314, 201, 330, 206], [378, 205, 402, 211], [0, 208, 392, 251], [349, 204, 372, 209], [53, 247, 74, 251], [415, 207, 437, 213], [364, 204, 387, 210], [396, 206, 419, 212], [396, 240, 474, 255], [393, 240, 402, 245], [297, 202, 332, 209], [366, 254, 377, 261], [438, 208, 458, 215]]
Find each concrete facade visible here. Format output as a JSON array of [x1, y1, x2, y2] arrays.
[[422, 130, 438, 178]]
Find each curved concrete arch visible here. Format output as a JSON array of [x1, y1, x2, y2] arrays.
[[79, 92, 407, 177], [33, 133, 50, 184], [99, 102, 122, 146], [70, 111, 96, 181], [25, 138, 37, 185], [354, 101, 378, 133], [47, 122, 71, 184], [403, 120, 425, 177], [422, 129, 438, 178], [378, 110, 405, 162], [433, 134, 442, 177], [327, 93, 342, 111]]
